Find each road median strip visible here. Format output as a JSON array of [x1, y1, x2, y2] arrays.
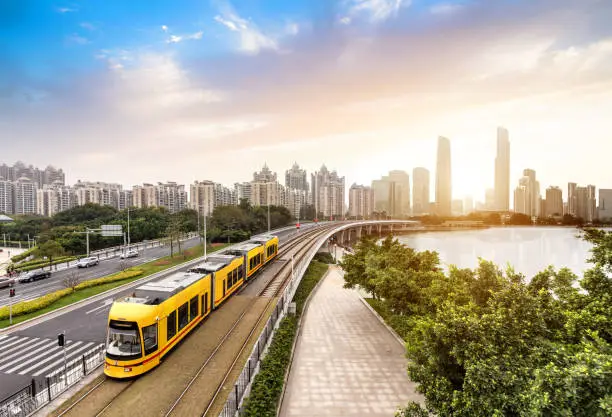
[[0, 243, 230, 331]]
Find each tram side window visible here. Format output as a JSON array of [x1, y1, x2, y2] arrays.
[[178, 303, 188, 330], [190, 296, 198, 321], [201, 294, 208, 316], [143, 323, 158, 355], [167, 311, 177, 340]]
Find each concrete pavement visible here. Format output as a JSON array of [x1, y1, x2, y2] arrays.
[[279, 256, 424, 417]]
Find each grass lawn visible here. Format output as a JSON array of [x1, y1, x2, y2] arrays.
[[0, 243, 231, 329]]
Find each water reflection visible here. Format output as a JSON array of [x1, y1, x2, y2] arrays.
[[396, 227, 594, 279]]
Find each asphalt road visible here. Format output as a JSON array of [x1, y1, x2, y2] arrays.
[[0, 223, 320, 399], [0, 237, 202, 307]]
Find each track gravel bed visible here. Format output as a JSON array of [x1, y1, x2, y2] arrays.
[[96, 295, 257, 417], [166, 297, 274, 417], [57, 378, 131, 417]]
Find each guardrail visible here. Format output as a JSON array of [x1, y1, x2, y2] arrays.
[[0, 345, 104, 417], [219, 230, 332, 417]]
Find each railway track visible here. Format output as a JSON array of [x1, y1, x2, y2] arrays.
[[166, 225, 335, 417], [50, 225, 335, 417]]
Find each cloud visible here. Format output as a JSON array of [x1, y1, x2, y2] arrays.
[[166, 31, 203, 44], [66, 34, 89, 45], [4, 0, 612, 189], [161, 25, 168, 32], [345, 0, 408, 23], [429, 2, 464, 15], [57, 6, 77, 13], [214, 3, 279, 54], [79, 22, 95, 30]]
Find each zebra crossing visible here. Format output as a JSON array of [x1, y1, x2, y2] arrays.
[[0, 334, 103, 377]]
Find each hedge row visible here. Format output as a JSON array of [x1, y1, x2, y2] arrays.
[[241, 316, 297, 417], [241, 261, 330, 416], [16, 258, 79, 273], [0, 269, 144, 321], [11, 248, 36, 263], [74, 269, 143, 290], [15, 256, 76, 271]]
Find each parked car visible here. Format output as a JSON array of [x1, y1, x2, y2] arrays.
[[76, 257, 99, 268], [18, 270, 51, 283], [120, 250, 138, 259], [0, 276, 15, 289]]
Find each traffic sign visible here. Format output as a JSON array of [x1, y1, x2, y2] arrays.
[[101, 224, 123, 237]]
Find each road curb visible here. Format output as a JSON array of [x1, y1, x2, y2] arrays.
[[358, 296, 406, 348]]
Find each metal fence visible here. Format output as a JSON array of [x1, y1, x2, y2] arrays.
[[219, 235, 324, 417], [0, 344, 105, 417]]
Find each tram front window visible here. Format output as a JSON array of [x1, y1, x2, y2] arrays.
[[106, 324, 142, 360]]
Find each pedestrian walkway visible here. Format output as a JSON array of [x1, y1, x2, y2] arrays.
[[279, 262, 424, 417], [0, 334, 101, 377]]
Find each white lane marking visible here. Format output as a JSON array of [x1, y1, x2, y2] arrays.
[[0, 339, 62, 371], [0, 335, 7, 341], [86, 299, 114, 315], [0, 336, 22, 350], [0, 337, 47, 361], [9, 341, 81, 374], [34, 342, 97, 376]]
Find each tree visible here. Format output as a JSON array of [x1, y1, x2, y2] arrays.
[[62, 270, 81, 291], [35, 240, 65, 269], [165, 214, 184, 258], [507, 213, 532, 225], [340, 234, 612, 417]]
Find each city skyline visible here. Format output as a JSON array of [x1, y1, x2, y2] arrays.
[[2, 1, 612, 201]]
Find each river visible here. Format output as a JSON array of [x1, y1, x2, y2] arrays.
[[395, 226, 595, 278]]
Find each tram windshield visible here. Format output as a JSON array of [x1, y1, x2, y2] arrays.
[[106, 324, 142, 360]]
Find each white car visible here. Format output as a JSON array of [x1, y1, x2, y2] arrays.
[[76, 257, 99, 268], [120, 250, 138, 259]]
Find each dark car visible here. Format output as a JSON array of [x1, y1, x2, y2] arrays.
[[17, 270, 51, 283]]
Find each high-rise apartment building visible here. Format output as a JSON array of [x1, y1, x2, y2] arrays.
[[234, 182, 252, 205], [253, 164, 277, 182], [190, 180, 234, 216], [485, 188, 496, 211], [412, 167, 430, 216], [36, 184, 77, 217], [311, 165, 345, 218], [514, 171, 540, 217], [132, 182, 186, 213], [0, 162, 65, 188], [371, 171, 410, 217], [494, 127, 510, 211], [286, 189, 308, 219], [435, 136, 452, 216], [451, 199, 464, 216], [285, 163, 309, 193], [0, 179, 14, 214], [13, 177, 37, 215], [545, 186, 563, 217], [348, 184, 374, 219], [574, 185, 597, 222], [568, 182, 577, 216], [598, 189, 612, 221]]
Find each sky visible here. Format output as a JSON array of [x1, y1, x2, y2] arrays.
[[1, 0, 612, 204]]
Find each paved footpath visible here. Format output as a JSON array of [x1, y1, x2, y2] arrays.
[[279, 261, 424, 417]]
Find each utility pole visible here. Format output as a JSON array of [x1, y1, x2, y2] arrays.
[[203, 211, 207, 260], [127, 207, 131, 248], [86, 230, 90, 257]]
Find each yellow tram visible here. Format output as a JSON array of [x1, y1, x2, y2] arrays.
[[104, 234, 279, 378]]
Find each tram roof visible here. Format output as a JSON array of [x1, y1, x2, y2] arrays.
[[126, 271, 209, 304], [227, 243, 261, 253], [189, 254, 239, 272]]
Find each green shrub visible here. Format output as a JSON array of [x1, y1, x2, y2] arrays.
[[0, 288, 73, 320], [241, 260, 330, 416], [10, 248, 36, 263], [313, 252, 335, 264], [14, 256, 76, 271], [241, 316, 297, 417], [75, 269, 143, 290], [0, 269, 144, 320]]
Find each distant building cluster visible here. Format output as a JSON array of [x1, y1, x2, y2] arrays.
[[0, 160, 346, 221], [3, 133, 611, 223]]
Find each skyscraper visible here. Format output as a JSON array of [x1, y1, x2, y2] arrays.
[[545, 186, 563, 217], [436, 136, 452, 216], [495, 127, 510, 211], [568, 182, 577, 216], [412, 167, 430, 216], [599, 189, 612, 221]]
